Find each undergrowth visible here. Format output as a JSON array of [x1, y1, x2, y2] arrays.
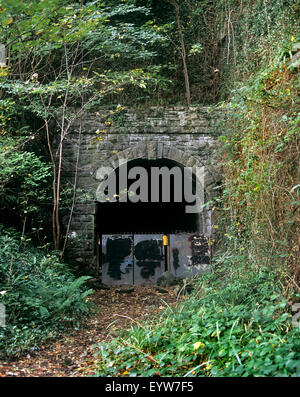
[[93, 251, 300, 377], [0, 226, 93, 358], [219, 40, 300, 287]]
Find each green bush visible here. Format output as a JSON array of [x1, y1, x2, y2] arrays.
[[0, 226, 93, 357], [93, 253, 300, 377]]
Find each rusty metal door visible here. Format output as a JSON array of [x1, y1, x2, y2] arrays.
[[102, 235, 134, 285], [170, 234, 211, 278], [133, 235, 165, 285]]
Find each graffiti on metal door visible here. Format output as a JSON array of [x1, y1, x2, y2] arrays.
[[101, 233, 211, 285], [134, 235, 165, 285], [102, 235, 134, 285], [170, 234, 210, 278]]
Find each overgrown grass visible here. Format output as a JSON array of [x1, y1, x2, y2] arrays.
[[0, 226, 93, 358], [93, 252, 300, 377]]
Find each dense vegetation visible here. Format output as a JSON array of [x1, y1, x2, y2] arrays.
[[0, 226, 92, 357], [0, 0, 299, 375]]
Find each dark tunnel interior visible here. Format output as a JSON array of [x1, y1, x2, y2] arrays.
[[96, 158, 201, 234]]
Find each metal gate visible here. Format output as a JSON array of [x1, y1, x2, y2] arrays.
[[169, 234, 211, 279], [101, 233, 210, 285], [133, 234, 165, 285], [102, 235, 134, 285]]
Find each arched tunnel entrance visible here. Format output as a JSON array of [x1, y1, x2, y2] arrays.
[[96, 158, 211, 285]]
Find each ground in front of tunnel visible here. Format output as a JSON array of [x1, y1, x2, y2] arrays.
[[0, 285, 181, 377]]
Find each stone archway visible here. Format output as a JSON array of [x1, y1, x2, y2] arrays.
[[62, 106, 223, 273], [94, 141, 218, 206], [98, 141, 202, 173], [95, 154, 212, 285]]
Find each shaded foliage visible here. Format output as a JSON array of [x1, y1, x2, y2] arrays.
[[0, 226, 93, 357], [218, 42, 300, 287]]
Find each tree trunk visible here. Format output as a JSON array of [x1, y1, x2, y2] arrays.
[[167, 0, 191, 106]]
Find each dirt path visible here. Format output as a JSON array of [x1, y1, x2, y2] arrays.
[[0, 285, 179, 377]]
